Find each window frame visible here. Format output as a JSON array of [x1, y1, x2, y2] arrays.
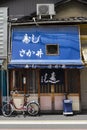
[[46, 44, 59, 56]]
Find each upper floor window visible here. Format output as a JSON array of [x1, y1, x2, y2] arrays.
[[46, 44, 59, 55]]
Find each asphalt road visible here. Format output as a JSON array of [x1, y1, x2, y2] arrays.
[[0, 128, 87, 130], [0, 112, 87, 120], [0, 120, 87, 129], [0, 113, 87, 129]]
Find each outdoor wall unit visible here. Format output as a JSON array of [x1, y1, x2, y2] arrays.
[[36, 4, 55, 19]]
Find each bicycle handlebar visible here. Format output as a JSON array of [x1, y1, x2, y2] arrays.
[[24, 94, 30, 97]]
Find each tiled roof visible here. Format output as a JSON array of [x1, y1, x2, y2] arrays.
[[11, 16, 87, 25]]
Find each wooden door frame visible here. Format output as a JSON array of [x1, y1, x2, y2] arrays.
[[39, 69, 65, 111]]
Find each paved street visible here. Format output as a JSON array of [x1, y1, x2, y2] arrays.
[[0, 120, 87, 129], [0, 111, 87, 120], [0, 112, 87, 129]]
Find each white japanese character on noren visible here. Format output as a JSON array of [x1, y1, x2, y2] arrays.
[[19, 49, 26, 57], [36, 49, 43, 58], [22, 33, 40, 44], [44, 73, 49, 83], [26, 50, 32, 57], [22, 34, 31, 44], [42, 72, 60, 84], [32, 34, 40, 43], [49, 72, 60, 83]]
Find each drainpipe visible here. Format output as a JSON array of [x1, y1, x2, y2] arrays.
[[1, 65, 4, 106], [6, 66, 9, 102], [7, 22, 12, 102]]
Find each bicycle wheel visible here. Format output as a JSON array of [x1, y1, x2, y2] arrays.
[[2, 103, 13, 117], [27, 102, 39, 116]]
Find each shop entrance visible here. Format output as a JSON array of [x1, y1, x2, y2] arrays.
[[9, 68, 80, 112], [40, 69, 65, 112]]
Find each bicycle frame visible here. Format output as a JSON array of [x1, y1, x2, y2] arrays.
[[9, 97, 39, 112], [2, 93, 40, 116], [9, 97, 28, 112]]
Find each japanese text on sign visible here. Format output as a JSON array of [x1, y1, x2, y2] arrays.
[[19, 49, 43, 58], [22, 34, 40, 44]]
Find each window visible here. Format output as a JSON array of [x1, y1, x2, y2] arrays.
[[46, 44, 59, 55], [27, 70, 38, 93], [9, 69, 38, 94]]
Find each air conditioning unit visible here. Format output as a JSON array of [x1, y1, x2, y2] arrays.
[[36, 4, 55, 19]]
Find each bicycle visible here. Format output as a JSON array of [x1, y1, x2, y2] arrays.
[[2, 91, 40, 117]]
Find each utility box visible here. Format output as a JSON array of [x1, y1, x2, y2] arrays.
[[63, 99, 73, 115], [36, 4, 55, 19]]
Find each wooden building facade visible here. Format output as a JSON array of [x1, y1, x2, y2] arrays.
[[0, 0, 87, 113]]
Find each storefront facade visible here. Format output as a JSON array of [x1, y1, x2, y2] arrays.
[[8, 25, 83, 113], [0, 0, 87, 113]]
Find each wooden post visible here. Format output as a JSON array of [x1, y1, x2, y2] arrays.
[[51, 84, 54, 110], [38, 69, 40, 105], [65, 69, 68, 98]]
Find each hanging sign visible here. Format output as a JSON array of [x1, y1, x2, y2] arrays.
[[41, 69, 64, 84]]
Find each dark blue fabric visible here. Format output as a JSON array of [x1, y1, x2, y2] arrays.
[[8, 64, 83, 69], [10, 25, 83, 67]]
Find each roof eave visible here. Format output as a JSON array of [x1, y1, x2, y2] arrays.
[[10, 19, 87, 26]]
